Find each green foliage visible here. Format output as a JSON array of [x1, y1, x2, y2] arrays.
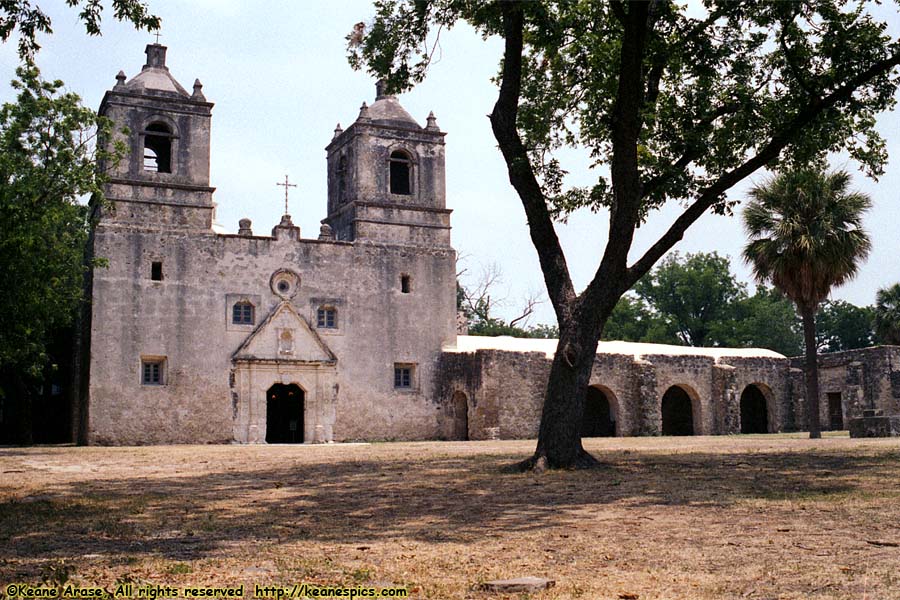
[[874, 283, 900, 345], [0, 1, 160, 61], [350, 2, 898, 219], [601, 293, 679, 344], [525, 323, 559, 339], [0, 66, 120, 377], [353, 0, 900, 460], [602, 256, 804, 356], [743, 168, 872, 314], [731, 287, 804, 357], [633, 252, 746, 347], [816, 300, 875, 352]]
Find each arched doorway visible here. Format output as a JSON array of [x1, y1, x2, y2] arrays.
[[740, 384, 769, 433], [266, 383, 304, 443], [450, 391, 469, 441], [582, 386, 616, 437], [661, 385, 695, 436]]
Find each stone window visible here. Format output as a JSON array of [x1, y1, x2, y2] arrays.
[[337, 154, 347, 203], [143, 122, 173, 173], [151, 261, 163, 281], [394, 364, 415, 389], [401, 274, 411, 294], [317, 306, 337, 329], [232, 301, 254, 325], [141, 358, 166, 386], [389, 150, 412, 195]]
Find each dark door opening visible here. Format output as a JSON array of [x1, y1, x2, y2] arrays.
[[451, 391, 468, 441], [827, 392, 844, 430], [740, 385, 769, 433], [266, 383, 304, 443], [662, 386, 694, 436], [582, 387, 615, 437]]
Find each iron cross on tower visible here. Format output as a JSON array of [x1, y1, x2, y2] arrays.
[[276, 175, 298, 216], [153, 31, 161, 44]]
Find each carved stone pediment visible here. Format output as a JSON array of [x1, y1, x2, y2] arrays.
[[232, 301, 336, 364]]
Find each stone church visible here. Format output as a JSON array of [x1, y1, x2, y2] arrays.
[[73, 44, 900, 445]]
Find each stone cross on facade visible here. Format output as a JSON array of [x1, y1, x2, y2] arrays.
[[276, 174, 297, 216]]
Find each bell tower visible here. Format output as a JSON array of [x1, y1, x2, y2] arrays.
[[324, 81, 450, 246], [98, 44, 215, 230]]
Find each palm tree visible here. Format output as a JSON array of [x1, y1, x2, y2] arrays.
[[743, 169, 871, 438], [874, 283, 900, 345]]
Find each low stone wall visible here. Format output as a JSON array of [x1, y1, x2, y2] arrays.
[[438, 346, 795, 439]]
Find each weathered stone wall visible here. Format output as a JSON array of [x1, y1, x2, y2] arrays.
[[791, 346, 900, 430], [717, 356, 791, 433], [588, 353, 639, 435], [87, 222, 457, 444], [436, 346, 796, 440]]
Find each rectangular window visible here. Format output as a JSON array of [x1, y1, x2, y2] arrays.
[[151, 261, 163, 281], [400, 274, 411, 294], [394, 364, 414, 389], [232, 302, 254, 325], [317, 307, 337, 328], [141, 358, 165, 385]]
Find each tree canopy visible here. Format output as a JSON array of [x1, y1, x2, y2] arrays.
[[743, 167, 872, 437], [352, 0, 900, 467], [633, 252, 745, 347], [874, 283, 900, 345], [816, 300, 875, 352], [0, 67, 121, 376]]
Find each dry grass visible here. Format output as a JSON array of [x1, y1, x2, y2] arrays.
[[2, 434, 900, 599]]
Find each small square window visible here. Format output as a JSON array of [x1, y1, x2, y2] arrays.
[[151, 261, 163, 281], [400, 274, 411, 294], [317, 307, 337, 328], [232, 302, 254, 325], [394, 364, 414, 389], [141, 358, 165, 385]]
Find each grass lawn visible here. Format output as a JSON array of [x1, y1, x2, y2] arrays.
[[2, 434, 900, 599]]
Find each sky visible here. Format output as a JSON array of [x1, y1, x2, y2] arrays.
[[1, 1, 899, 327]]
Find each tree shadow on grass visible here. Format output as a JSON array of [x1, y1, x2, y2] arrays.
[[0, 447, 895, 569]]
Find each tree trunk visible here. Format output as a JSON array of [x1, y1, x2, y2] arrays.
[[521, 318, 604, 470], [801, 306, 822, 439]]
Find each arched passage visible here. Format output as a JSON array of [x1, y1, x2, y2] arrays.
[[266, 383, 304, 443], [143, 122, 173, 173], [450, 391, 469, 441], [582, 386, 617, 437], [661, 385, 696, 436], [740, 384, 770, 433]]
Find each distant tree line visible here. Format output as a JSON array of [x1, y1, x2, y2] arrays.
[[459, 252, 900, 357]]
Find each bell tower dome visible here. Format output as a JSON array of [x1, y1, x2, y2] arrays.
[[324, 81, 450, 246], [98, 44, 215, 231]]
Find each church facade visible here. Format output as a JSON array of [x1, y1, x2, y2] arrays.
[[74, 45, 900, 445]]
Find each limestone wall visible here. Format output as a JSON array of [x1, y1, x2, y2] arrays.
[[437, 345, 793, 439], [87, 222, 457, 445], [791, 346, 900, 430]]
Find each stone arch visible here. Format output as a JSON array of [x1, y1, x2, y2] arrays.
[[661, 384, 700, 436], [740, 383, 772, 434], [389, 149, 413, 195], [141, 116, 177, 174], [265, 383, 305, 443], [449, 391, 469, 441], [582, 385, 618, 437]]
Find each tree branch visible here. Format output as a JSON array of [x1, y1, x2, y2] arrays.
[[489, 1, 576, 322], [625, 49, 900, 288], [581, 1, 653, 313]]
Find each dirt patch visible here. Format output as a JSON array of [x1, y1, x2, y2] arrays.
[[2, 434, 900, 599]]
